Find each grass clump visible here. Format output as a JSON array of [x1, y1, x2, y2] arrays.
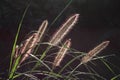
[[8, 13, 113, 80], [1, 0, 118, 80]]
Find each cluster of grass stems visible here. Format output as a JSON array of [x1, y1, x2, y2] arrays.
[[5, 0, 120, 80]]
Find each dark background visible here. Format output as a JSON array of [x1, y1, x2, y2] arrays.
[[0, 0, 120, 79]]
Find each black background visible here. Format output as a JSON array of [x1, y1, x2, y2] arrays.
[[0, 0, 120, 79]]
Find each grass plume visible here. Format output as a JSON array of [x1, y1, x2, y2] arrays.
[[53, 39, 71, 68], [49, 14, 79, 46], [14, 20, 48, 65], [66, 41, 110, 79], [81, 41, 110, 64]]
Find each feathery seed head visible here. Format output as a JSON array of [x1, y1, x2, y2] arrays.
[[37, 20, 48, 43], [14, 20, 48, 65], [49, 14, 79, 46], [81, 41, 110, 64], [53, 39, 71, 68]]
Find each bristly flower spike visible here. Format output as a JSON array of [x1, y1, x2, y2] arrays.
[[53, 39, 71, 68], [81, 41, 110, 64], [66, 41, 110, 78], [36, 20, 48, 43], [14, 20, 48, 65], [49, 14, 79, 46], [20, 20, 48, 64]]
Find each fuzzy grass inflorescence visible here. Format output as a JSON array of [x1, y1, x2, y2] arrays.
[[8, 20, 48, 80], [66, 41, 110, 79], [8, 13, 114, 80], [81, 41, 110, 64], [53, 39, 71, 68], [49, 14, 79, 46], [7, 1, 117, 79]]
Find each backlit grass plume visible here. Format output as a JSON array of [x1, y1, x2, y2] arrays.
[[53, 39, 71, 68], [67, 41, 110, 78], [39, 14, 79, 61], [9, 20, 48, 80], [14, 20, 48, 65], [49, 14, 79, 46], [81, 41, 110, 64], [36, 20, 48, 43]]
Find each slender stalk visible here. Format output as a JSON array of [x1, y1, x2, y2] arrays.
[[50, 0, 73, 25], [66, 63, 83, 79], [32, 45, 52, 71]]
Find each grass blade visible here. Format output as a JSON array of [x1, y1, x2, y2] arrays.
[[50, 0, 73, 25]]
